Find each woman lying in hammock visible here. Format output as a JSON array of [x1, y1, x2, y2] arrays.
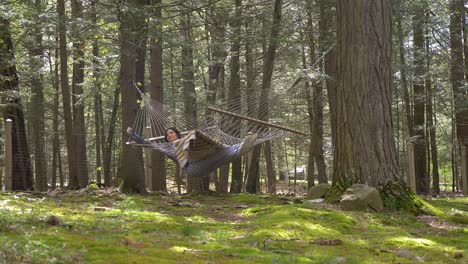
[[127, 127, 257, 177]]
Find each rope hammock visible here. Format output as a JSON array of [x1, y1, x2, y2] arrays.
[[125, 45, 335, 177]]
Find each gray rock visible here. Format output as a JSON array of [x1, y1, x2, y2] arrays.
[[396, 249, 414, 259], [306, 183, 331, 199], [340, 184, 383, 212], [330, 256, 347, 264]]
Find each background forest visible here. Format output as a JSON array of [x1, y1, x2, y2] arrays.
[[0, 0, 467, 196]]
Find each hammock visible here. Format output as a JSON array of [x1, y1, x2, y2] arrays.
[[126, 71, 314, 177]]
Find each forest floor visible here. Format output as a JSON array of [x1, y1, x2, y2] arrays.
[[0, 189, 466, 264]]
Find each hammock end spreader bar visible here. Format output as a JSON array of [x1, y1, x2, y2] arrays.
[[207, 106, 308, 136]]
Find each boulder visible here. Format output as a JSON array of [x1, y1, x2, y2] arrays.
[[340, 184, 383, 212], [306, 183, 331, 199]]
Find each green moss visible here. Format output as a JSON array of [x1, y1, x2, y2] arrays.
[[0, 192, 466, 263]]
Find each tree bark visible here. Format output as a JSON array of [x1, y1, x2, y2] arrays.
[[150, 0, 166, 192], [334, 0, 399, 189], [28, 0, 47, 191], [103, 86, 119, 186], [425, 15, 440, 194], [180, 4, 203, 192], [91, 0, 103, 185], [315, 0, 329, 184], [58, 0, 78, 189], [228, 0, 243, 194], [412, 1, 428, 194], [50, 36, 61, 190], [450, 0, 466, 114], [0, 17, 34, 191], [118, 0, 146, 194], [246, 0, 283, 194], [71, 0, 89, 188]]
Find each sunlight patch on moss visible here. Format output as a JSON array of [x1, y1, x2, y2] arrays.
[[388, 236, 437, 247], [185, 215, 215, 223], [170, 245, 190, 252]]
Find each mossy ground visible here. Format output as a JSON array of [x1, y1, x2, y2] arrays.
[[0, 190, 466, 263]]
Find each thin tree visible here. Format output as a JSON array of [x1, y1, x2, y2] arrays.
[[245, 0, 283, 194], [228, 0, 243, 194], [150, 0, 167, 192], [28, 0, 47, 191], [91, 0, 104, 185], [180, 3, 203, 192], [412, 1, 428, 194], [425, 12, 440, 194], [71, 0, 89, 188], [58, 0, 78, 188]]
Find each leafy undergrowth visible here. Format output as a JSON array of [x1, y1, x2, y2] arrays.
[[0, 190, 466, 264]]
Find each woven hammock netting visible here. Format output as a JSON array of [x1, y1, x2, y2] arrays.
[[127, 71, 313, 162]]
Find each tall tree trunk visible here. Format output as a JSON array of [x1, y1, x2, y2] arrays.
[[333, 0, 399, 190], [0, 17, 34, 191], [28, 0, 47, 191], [208, 6, 228, 193], [150, 0, 167, 192], [228, 0, 243, 194], [304, 1, 315, 189], [425, 15, 440, 194], [58, 0, 78, 188], [71, 0, 89, 188], [464, 0, 468, 84], [118, 0, 146, 194], [246, 0, 283, 194], [103, 86, 119, 186], [180, 4, 203, 192], [412, 1, 428, 194], [396, 0, 413, 138], [315, 0, 329, 184], [91, 0, 103, 185], [50, 37, 61, 190], [301, 27, 315, 189], [450, 0, 466, 114], [243, 15, 260, 191]]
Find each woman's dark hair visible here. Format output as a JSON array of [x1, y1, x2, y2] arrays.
[[165, 127, 181, 142]]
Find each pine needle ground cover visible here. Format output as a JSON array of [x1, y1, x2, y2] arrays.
[[0, 191, 466, 264]]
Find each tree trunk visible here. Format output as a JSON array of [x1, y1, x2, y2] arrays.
[[313, 0, 330, 184], [51, 41, 61, 190], [0, 17, 34, 191], [396, 0, 413, 138], [91, 0, 103, 185], [333, 0, 399, 190], [450, 0, 466, 114], [425, 16, 440, 194], [208, 6, 228, 193], [71, 0, 89, 188], [228, 0, 243, 194], [464, 0, 468, 84], [28, 0, 47, 191], [412, 2, 428, 194], [180, 5, 204, 193], [150, 0, 166, 192], [118, 0, 146, 194], [246, 0, 283, 194], [58, 0, 78, 189], [103, 86, 120, 187], [301, 27, 315, 189]]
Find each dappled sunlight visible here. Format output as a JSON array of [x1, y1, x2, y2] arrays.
[[185, 214, 216, 224], [388, 236, 437, 248], [280, 221, 341, 236]]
